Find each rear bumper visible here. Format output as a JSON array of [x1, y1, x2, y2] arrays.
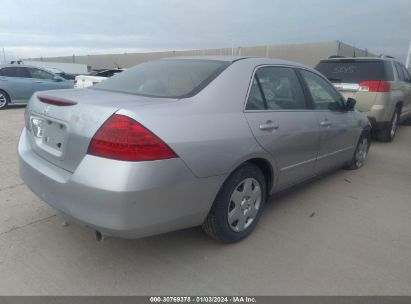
[[18, 128, 224, 238], [361, 106, 395, 130]]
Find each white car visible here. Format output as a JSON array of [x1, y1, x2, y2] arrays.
[[74, 69, 125, 89]]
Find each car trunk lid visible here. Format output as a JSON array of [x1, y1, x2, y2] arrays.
[[25, 88, 177, 172]]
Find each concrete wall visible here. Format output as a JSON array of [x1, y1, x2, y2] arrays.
[[25, 41, 375, 70], [22, 60, 88, 74], [337, 41, 370, 57]]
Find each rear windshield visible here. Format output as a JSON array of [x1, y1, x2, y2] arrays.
[[93, 59, 230, 98], [315, 60, 389, 83]]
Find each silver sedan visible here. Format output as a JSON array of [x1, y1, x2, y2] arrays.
[[18, 57, 371, 243]]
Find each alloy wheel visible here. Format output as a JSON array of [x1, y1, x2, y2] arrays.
[[355, 137, 369, 168], [0, 93, 7, 108], [227, 178, 262, 232]]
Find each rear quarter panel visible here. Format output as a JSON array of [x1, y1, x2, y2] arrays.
[[116, 60, 276, 180]]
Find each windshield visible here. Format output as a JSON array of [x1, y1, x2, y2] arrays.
[[93, 59, 230, 98], [315, 60, 389, 83]]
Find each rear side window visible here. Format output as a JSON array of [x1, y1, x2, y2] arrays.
[[315, 60, 390, 83], [246, 66, 307, 110], [395, 62, 406, 81], [0, 67, 30, 78], [246, 78, 265, 110], [94, 60, 230, 98], [401, 65, 411, 82]]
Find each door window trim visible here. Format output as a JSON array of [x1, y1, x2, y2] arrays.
[[244, 64, 311, 112]]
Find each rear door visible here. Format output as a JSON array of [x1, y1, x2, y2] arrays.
[[299, 69, 359, 173], [0, 66, 33, 102], [244, 66, 320, 189]]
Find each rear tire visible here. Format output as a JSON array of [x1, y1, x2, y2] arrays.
[[345, 131, 370, 170], [0, 90, 10, 110], [202, 163, 267, 243], [376, 108, 400, 142]]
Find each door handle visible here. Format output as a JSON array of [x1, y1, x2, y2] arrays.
[[34, 81, 43, 83], [259, 120, 279, 131], [320, 120, 332, 127]]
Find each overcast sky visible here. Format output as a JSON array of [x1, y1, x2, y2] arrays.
[[1, 0, 411, 63]]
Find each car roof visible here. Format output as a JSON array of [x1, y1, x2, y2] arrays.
[[161, 55, 254, 62], [0, 57, 312, 73], [161, 55, 311, 69]]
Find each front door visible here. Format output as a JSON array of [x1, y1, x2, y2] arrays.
[[299, 69, 359, 173]]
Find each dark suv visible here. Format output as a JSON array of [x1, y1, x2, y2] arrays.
[[316, 57, 411, 141]]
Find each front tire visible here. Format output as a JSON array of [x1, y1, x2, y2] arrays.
[[0, 90, 10, 110], [345, 132, 370, 170], [202, 163, 267, 243]]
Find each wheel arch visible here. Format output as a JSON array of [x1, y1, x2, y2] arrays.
[[217, 156, 277, 199], [0, 88, 11, 100], [0, 88, 11, 108], [246, 158, 274, 195]]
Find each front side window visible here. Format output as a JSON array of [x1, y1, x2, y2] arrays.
[[300, 70, 344, 111], [246, 66, 307, 110], [0, 67, 30, 78], [28, 68, 55, 80], [94, 60, 230, 98]]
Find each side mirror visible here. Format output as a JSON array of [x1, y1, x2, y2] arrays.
[[53, 76, 63, 82], [346, 97, 356, 111]]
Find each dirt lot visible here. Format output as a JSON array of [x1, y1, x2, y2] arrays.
[[0, 107, 410, 295]]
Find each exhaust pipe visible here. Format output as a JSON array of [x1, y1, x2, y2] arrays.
[[95, 230, 105, 241]]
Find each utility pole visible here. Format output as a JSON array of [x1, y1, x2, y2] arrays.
[[405, 40, 411, 69], [2, 48, 6, 63]]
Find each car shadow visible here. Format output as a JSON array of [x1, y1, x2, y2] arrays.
[[66, 168, 344, 252], [2, 104, 26, 110]]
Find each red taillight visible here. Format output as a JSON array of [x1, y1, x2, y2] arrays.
[[87, 114, 177, 161], [359, 81, 391, 92], [377, 81, 391, 92], [38, 95, 77, 106], [92, 81, 98, 85]]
